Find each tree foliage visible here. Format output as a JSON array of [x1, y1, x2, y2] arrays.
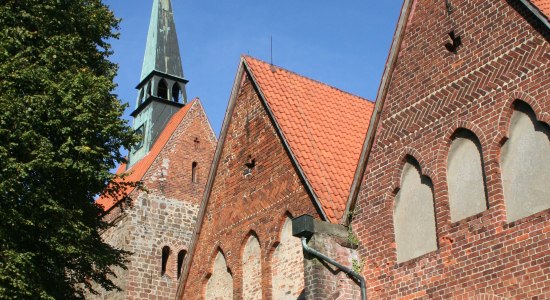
[[0, 0, 136, 298]]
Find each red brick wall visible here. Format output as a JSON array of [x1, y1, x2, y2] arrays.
[[181, 72, 321, 299], [352, 0, 549, 299], [302, 227, 362, 300], [142, 100, 217, 205]]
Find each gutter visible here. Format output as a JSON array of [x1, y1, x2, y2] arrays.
[[301, 237, 367, 300]]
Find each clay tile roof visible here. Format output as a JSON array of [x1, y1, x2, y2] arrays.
[[530, 0, 550, 19], [243, 56, 374, 223], [96, 99, 197, 211]]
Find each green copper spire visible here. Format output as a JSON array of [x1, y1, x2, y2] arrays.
[[141, 0, 184, 80], [130, 0, 188, 168]]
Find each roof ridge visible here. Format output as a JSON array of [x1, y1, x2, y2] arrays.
[[242, 55, 374, 105]]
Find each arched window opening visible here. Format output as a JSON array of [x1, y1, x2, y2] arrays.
[[138, 88, 144, 106], [192, 162, 198, 183], [447, 129, 488, 222], [177, 250, 186, 279], [205, 251, 233, 299], [501, 100, 550, 222], [161, 246, 170, 276], [272, 216, 304, 299], [172, 83, 181, 103], [394, 156, 437, 263], [158, 79, 168, 99], [242, 235, 261, 299]]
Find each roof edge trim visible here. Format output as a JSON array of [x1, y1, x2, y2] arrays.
[[242, 58, 330, 223], [175, 59, 246, 299], [98, 99, 199, 213], [519, 0, 550, 29], [342, 0, 415, 225]]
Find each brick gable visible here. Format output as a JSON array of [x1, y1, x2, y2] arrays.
[[180, 71, 320, 299], [349, 0, 550, 299]]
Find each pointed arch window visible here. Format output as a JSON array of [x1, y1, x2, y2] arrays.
[[242, 235, 261, 299], [158, 79, 168, 99], [272, 216, 304, 299], [205, 251, 233, 299], [138, 88, 144, 106], [192, 162, 198, 183], [172, 83, 181, 103]]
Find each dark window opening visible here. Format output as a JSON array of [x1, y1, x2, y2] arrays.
[[133, 125, 145, 152], [158, 79, 168, 99], [243, 155, 256, 176], [194, 137, 200, 150], [177, 250, 186, 279], [192, 162, 198, 183], [444, 30, 462, 54], [138, 89, 144, 106], [161, 246, 170, 276], [172, 84, 181, 103]]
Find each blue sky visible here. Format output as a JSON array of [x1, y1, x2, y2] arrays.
[[103, 0, 403, 137]]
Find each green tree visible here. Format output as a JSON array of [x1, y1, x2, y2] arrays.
[[0, 0, 136, 298]]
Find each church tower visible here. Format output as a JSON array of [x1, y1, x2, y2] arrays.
[[129, 0, 189, 167], [91, 0, 217, 298]]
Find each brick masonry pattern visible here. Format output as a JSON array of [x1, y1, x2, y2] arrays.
[[181, 73, 321, 299], [90, 102, 216, 300], [351, 0, 549, 299]]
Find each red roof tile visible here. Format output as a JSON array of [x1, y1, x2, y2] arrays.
[[243, 56, 375, 223], [96, 99, 197, 211], [530, 0, 550, 19]]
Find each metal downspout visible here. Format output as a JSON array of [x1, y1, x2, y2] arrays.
[[300, 237, 367, 300]]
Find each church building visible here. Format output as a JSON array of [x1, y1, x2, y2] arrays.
[[95, 0, 549, 299]]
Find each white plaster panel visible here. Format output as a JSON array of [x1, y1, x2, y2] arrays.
[[205, 251, 233, 300], [502, 108, 550, 222], [394, 161, 437, 263], [447, 135, 487, 222], [272, 217, 304, 299], [242, 236, 262, 300]]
